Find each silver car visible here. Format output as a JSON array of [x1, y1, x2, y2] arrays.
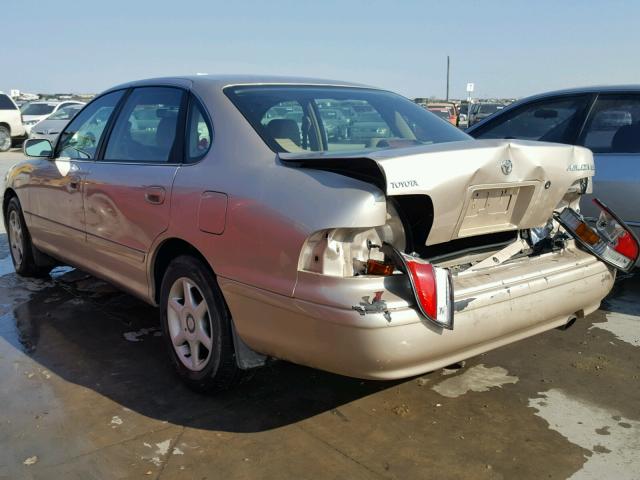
[[20, 100, 85, 135], [29, 103, 85, 144], [466, 86, 640, 237], [5, 76, 636, 392]]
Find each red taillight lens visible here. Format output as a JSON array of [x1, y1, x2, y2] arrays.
[[615, 231, 638, 260], [380, 243, 454, 329], [405, 261, 437, 319]]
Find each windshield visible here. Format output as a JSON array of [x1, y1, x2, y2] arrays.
[[225, 86, 469, 154], [20, 103, 56, 116], [48, 105, 83, 120]]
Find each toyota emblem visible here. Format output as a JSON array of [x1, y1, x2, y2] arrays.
[[501, 159, 513, 175]]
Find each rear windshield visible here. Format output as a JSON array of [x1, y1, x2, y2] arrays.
[[225, 86, 469, 154], [21, 103, 56, 115]]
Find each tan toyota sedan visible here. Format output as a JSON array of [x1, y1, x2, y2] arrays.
[[5, 76, 638, 392]]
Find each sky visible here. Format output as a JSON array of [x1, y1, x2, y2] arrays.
[[2, 0, 639, 100]]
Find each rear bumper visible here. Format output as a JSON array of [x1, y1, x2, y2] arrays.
[[220, 245, 615, 380]]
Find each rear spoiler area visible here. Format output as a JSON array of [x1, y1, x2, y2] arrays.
[[279, 152, 388, 192]]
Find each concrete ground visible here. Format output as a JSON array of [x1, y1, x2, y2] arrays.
[[0, 149, 638, 479]]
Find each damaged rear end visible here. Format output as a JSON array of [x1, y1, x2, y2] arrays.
[[270, 140, 635, 378]]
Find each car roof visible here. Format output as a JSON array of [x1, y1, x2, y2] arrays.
[[467, 84, 640, 132], [497, 85, 640, 108], [104, 75, 377, 94]]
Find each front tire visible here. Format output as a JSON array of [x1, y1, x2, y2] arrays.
[[159, 255, 242, 392], [5, 197, 49, 276]]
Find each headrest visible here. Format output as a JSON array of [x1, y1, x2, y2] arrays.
[[612, 122, 640, 153], [267, 119, 300, 146]]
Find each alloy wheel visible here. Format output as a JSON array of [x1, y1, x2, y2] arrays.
[[166, 276, 214, 372], [8, 210, 24, 268]]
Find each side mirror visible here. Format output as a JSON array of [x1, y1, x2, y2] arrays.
[[24, 138, 53, 158]]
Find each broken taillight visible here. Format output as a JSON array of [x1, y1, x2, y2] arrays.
[[555, 198, 639, 272], [382, 244, 454, 330], [366, 259, 394, 276]]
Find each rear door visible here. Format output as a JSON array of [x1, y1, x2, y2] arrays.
[[82, 86, 186, 299], [578, 93, 640, 233]]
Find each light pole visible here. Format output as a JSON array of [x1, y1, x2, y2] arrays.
[[446, 56, 450, 102], [466, 82, 474, 127]]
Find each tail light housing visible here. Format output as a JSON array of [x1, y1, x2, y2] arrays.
[[383, 244, 454, 330], [555, 198, 639, 272]]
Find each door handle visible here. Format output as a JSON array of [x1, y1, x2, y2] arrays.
[[144, 186, 166, 205]]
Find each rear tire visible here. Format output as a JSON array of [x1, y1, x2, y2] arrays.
[[0, 126, 11, 152], [159, 255, 243, 392], [5, 197, 50, 277]]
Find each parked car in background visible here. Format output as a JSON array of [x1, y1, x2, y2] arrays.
[[426, 102, 459, 126], [469, 102, 505, 126], [466, 86, 640, 237], [6, 76, 634, 393], [0, 93, 27, 151], [20, 100, 84, 135], [457, 103, 470, 128], [349, 110, 391, 143], [29, 103, 85, 144], [317, 107, 349, 140]]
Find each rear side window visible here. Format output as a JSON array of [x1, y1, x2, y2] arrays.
[[104, 87, 184, 163], [186, 97, 212, 162], [472, 95, 590, 143], [0, 94, 16, 110], [57, 90, 125, 159], [580, 95, 640, 153]]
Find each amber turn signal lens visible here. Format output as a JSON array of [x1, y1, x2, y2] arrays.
[[366, 259, 394, 276], [575, 222, 600, 245]]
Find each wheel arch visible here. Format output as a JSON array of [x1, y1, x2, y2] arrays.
[[3, 187, 17, 220], [150, 237, 214, 305]]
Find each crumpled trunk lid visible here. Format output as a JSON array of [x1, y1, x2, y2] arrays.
[[280, 139, 595, 245]]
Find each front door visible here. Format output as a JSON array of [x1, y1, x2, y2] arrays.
[[27, 91, 125, 265], [81, 86, 185, 299]]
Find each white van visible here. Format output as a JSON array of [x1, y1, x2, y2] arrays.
[[0, 93, 26, 151]]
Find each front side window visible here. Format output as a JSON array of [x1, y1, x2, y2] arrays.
[[186, 97, 212, 161], [580, 95, 640, 153], [56, 91, 124, 159], [225, 86, 468, 154], [104, 87, 184, 163], [472, 95, 590, 143]]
